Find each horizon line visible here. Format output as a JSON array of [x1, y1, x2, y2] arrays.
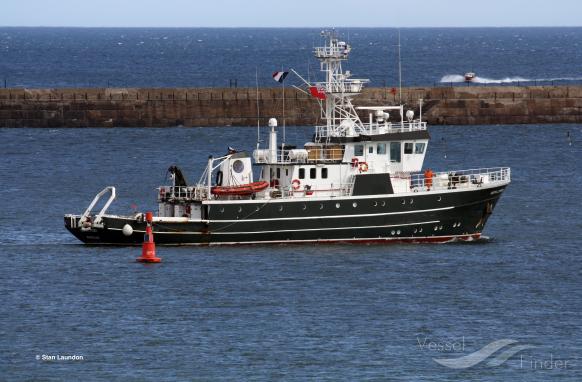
[[1, 25, 582, 29]]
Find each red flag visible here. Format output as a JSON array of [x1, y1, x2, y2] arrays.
[[309, 86, 326, 100]]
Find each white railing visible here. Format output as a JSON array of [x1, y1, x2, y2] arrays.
[[364, 121, 427, 134], [271, 181, 355, 199], [311, 80, 368, 94], [315, 120, 427, 140], [314, 46, 350, 59], [254, 147, 345, 164], [158, 186, 208, 202], [408, 167, 511, 193], [167, 168, 509, 202]]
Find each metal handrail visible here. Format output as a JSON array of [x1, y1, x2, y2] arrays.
[[409, 167, 511, 192], [181, 168, 509, 202], [276, 181, 355, 199], [311, 79, 369, 94], [254, 147, 345, 164], [315, 120, 427, 139], [314, 46, 350, 58], [158, 186, 208, 202]]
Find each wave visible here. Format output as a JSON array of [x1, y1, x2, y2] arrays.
[[440, 74, 582, 84], [440, 74, 529, 84]]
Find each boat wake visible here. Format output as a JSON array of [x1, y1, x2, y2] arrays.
[[448, 235, 493, 245], [440, 74, 582, 84]]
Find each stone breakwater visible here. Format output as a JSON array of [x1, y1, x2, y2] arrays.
[[1, 86, 581, 127]]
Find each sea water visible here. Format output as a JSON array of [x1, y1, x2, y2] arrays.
[[1, 27, 582, 88], [1, 124, 581, 380]]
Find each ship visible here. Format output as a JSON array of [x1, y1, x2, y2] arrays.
[[64, 31, 510, 246], [464, 72, 476, 82]]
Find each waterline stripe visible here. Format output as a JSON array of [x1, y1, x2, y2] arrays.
[[210, 206, 454, 223], [211, 220, 441, 235], [82, 233, 479, 246], [109, 220, 441, 235]]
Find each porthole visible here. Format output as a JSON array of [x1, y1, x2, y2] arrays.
[[232, 159, 244, 173], [238, 207, 242, 213], [434, 226, 438, 231], [437, 196, 442, 202], [401, 199, 406, 205], [419, 228, 423, 233], [255, 206, 260, 212], [319, 203, 324, 210], [352, 202, 358, 208], [439, 225, 443, 230], [302, 204, 307, 211], [278, 205, 284, 212], [220, 207, 225, 213], [409, 199, 414, 205], [391, 230, 396, 235], [373, 201, 378, 207], [413, 228, 418, 234], [381, 201, 386, 207], [335, 203, 341, 209], [396, 230, 401, 235]]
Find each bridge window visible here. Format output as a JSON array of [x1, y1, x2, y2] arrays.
[[321, 168, 328, 179], [310, 168, 317, 179], [276, 168, 281, 178], [368, 146, 374, 154], [390, 142, 401, 163], [377, 143, 386, 155], [354, 144, 364, 156], [415, 143, 426, 154], [299, 168, 305, 179], [404, 142, 414, 154]]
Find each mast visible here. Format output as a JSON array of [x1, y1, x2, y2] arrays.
[[281, 67, 286, 162], [398, 29, 402, 105], [255, 67, 260, 149], [282, 71, 286, 146], [313, 30, 369, 140]]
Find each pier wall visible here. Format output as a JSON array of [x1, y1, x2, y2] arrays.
[[1, 86, 582, 127]]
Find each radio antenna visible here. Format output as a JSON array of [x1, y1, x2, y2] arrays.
[[255, 67, 260, 149], [398, 29, 402, 104]]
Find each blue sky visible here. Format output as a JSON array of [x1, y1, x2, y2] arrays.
[[1, 0, 580, 27]]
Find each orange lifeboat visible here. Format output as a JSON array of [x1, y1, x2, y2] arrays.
[[211, 181, 269, 196]]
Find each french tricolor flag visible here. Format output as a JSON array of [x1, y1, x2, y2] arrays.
[[272, 71, 289, 83]]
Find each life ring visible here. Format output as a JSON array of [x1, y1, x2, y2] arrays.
[[351, 157, 359, 168], [292, 179, 301, 190], [359, 162, 369, 172]]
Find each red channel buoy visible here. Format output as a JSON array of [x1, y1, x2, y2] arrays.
[[136, 211, 161, 263]]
